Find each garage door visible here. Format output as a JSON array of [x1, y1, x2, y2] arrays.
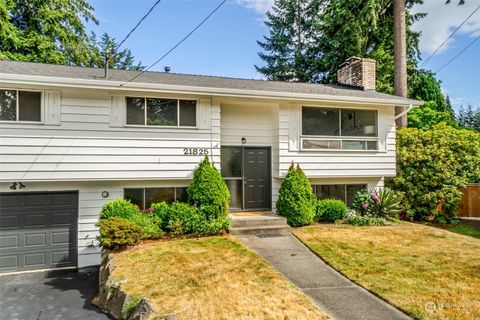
[[0, 191, 78, 273]]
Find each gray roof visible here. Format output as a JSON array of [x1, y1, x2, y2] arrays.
[[0, 60, 420, 105]]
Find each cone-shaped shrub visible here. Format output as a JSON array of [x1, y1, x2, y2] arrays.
[[188, 156, 230, 219], [276, 163, 316, 226]]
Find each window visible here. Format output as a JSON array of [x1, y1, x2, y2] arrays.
[[124, 187, 188, 209], [0, 89, 41, 122], [302, 107, 377, 151], [313, 184, 367, 207], [221, 146, 243, 210], [126, 97, 196, 127]]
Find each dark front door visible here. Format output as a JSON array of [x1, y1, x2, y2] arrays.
[[243, 148, 270, 210], [0, 191, 78, 273]]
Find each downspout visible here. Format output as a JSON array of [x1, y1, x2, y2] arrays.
[[394, 104, 413, 120]]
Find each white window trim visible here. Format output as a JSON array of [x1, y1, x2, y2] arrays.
[[300, 106, 379, 152], [124, 96, 198, 128], [0, 88, 44, 124]]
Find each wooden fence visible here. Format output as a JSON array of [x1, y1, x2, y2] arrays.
[[458, 184, 480, 218]]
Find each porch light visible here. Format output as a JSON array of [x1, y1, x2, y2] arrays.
[[241, 137, 246, 144]]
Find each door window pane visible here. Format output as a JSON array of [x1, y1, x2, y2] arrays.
[[0, 90, 17, 121], [221, 147, 242, 177], [179, 100, 196, 126], [19, 91, 41, 121], [316, 185, 346, 202], [124, 188, 144, 210], [346, 185, 367, 207], [147, 98, 177, 126], [145, 187, 175, 207], [302, 107, 340, 136], [175, 187, 189, 203], [341, 109, 377, 136], [126, 97, 145, 125], [225, 179, 242, 209]]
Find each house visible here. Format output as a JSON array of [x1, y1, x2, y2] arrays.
[[0, 58, 420, 273]]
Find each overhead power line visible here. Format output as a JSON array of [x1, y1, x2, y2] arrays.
[[435, 34, 480, 73], [120, 0, 227, 86], [115, 0, 163, 51], [421, 3, 480, 67]]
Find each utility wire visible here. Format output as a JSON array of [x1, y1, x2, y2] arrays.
[[120, 0, 227, 86], [421, 3, 480, 67], [115, 0, 163, 52], [435, 34, 480, 73]]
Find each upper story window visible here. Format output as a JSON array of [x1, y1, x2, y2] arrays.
[[126, 97, 196, 127], [301, 106, 378, 151], [0, 89, 42, 122]]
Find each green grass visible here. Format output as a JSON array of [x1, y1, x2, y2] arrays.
[[294, 223, 480, 320], [426, 222, 480, 239]]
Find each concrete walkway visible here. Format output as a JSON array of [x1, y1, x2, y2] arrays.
[[235, 234, 411, 320]]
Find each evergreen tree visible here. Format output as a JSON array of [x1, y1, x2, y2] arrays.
[[88, 33, 145, 71], [256, 0, 325, 82], [457, 105, 480, 131], [445, 95, 455, 118]]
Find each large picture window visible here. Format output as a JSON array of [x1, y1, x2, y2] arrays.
[[124, 187, 188, 209], [313, 184, 367, 207], [126, 97, 196, 127], [0, 89, 42, 122], [302, 106, 377, 151]]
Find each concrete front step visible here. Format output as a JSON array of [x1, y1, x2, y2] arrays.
[[232, 216, 288, 228], [230, 224, 292, 236]]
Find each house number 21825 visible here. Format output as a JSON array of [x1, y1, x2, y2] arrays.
[[183, 148, 209, 155]]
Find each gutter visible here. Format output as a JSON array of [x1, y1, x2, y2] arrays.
[[0, 73, 421, 107]]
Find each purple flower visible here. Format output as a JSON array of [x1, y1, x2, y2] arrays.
[[362, 203, 369, 209], [146, 207, 153, 212], [371, 194, 380, 202]]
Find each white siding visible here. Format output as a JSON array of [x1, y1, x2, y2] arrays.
[[0, 88, 220, 182]]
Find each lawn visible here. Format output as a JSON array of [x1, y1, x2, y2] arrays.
[[425, 222, 480, 239], [110, 236, 328, 320], [293, 223, 480, 320]]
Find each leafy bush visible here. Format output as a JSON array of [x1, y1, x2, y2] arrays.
[[391, 124, 480, 222], [97, 217, 143, 249], [188, 156, 230, 219], [276, 163, 316, 227], [351, 189, 372, 215], [151, 202, 170, 229], [165, 202, 202, 236], [342, 213, 390, 226], [352, 188, 402, 218], [100, 198, 139, 220], [129, 212, 164, 239], [316, 199, 347, 222]]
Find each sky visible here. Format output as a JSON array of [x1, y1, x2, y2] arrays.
[[88, 0, 480, 111]]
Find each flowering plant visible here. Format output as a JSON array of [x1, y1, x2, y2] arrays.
[[352, 188, 403, 218]]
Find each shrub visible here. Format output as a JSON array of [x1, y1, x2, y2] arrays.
[[276, 163, 316, 227], [316, 199, 347, 222], [165, 202, 202, 236], [151, 202, 170, 229], [352, 189, 372, 216], [342, 213, 390, 226], [100, 198, 139, 220], [188, 156, 230, 219], [391, 124, 480, 222], [352, 188, 402, 218], [129, 212, 164, 239], [97, 217, 143, 249]]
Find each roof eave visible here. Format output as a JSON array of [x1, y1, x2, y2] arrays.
[[0, 73, 422, 107]]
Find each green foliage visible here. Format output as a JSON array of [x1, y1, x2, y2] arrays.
[[408, 102, 458, 130], [164, 202, 202, 236], [129, 212, 164, 239], [277, 163, 316, 226], [97, 217, 142, 250], [316, 199, 347, 222], [352, 188, 402, 218], [188, 156, 230, 219], [343, 212, 390, 226], [391, 124, 480, 222], [352, 189, 372, 215], [0, 1, 143, 70], [100, 198, 139, 220], [457, 104, 480, 132]]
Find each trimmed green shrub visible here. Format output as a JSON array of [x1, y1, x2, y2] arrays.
[[151, 201, 170, 229], [316, 199, 347, 222], [97, 217, 143, 249], [276, 163, 316, 227], [391, 124, 480, 222], [352, 189, 372, 216], [100, 198, 139, 220], [129, 212, 164, 239], [343, 213, 390, 226], [188, 156, 230, 219], [165, 202, 202, 236]]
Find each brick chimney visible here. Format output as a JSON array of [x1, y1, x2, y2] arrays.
[[337, 57, 376, 91]]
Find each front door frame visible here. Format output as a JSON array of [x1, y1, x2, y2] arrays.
[[221, 145, 272, 211]]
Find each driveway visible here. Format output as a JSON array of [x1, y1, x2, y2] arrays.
[[0, 268, 111, 320]]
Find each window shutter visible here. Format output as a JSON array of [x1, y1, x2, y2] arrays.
[[110, 95, 125, 127], [44, 91, 61, 125]]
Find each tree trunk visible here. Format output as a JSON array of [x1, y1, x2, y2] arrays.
[[393, 0, 408, 128]]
